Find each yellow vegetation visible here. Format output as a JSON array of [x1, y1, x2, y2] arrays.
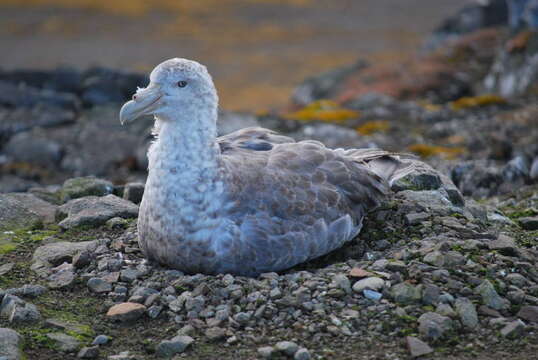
[[408, 144, 465, 159], [356, 120, 390, 135], [450, 94, 506, 111], [285, 100, 359, 124], [0, 0, 311, 16]]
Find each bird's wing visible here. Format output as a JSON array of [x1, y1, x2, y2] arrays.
[[216, 128, 407, 275], [218, 126, 295, 153]]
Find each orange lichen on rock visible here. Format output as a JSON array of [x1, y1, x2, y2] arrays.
[[449, 94, 506, 111], [284, 100, 359, 124], [506, 30, 534, 53], [408, 144, 465, 159], [356, 120, 390, 135]]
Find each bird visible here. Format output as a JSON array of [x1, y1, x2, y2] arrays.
[[119, 58, 413, 277]]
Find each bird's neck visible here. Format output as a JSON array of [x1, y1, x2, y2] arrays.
[[145, 106, 228, 218], [149, 107, 220, 174]]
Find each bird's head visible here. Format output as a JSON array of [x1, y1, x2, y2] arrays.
[[119, 58, 218, 125]]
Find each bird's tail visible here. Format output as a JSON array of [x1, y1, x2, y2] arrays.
[[343, 148, 416, 187]]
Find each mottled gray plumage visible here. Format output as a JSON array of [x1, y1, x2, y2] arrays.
[[121, 58, 413, 277]]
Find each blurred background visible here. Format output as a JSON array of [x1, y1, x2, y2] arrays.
[[1, 0, 538, 201], [0, 0, 469, 111]]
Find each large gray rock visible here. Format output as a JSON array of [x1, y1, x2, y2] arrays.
[[517, 305, 538, 323], [0, 328, 23, 360], [406, 336, 433, 358], [390, 283, 422, 305], [56, 195, 138, 229], [475, 279, 507, 310], [60, 176, 114, 203], [395, 190, 463, 218], [418, 312, 453, 340], [0, 105, 75, 141], [0, 295, 41, 324], [46, 332, 81, 352], [391, 160, 464, 206], [155, 335, 194, 358], [454, 297, 478, 329], [352, 277, 385, 293], [3, 193, 58, 224], [0, 194, 46, 231], [4, 129, 63, 168], [31, 239, 103, 274]]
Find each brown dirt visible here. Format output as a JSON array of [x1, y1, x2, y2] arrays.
[[0, 0, 469, 111]]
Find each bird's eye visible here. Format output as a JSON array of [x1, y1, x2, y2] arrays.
[[177, 81, 188, 88]]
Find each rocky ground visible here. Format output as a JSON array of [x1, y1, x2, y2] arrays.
[[2, 2, 538, 359]]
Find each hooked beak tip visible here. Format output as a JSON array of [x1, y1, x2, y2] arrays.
[[119, 85, 163, 125]]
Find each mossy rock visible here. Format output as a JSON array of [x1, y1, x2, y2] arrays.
[[0, 194, 44, 232], [60, 176, 114, 203]]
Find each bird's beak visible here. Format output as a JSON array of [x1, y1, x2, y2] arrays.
[[120, 85, 163, 125]]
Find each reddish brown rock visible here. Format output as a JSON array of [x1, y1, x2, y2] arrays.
[[106, 302, 146, 322], [349, 268, 373, 278]]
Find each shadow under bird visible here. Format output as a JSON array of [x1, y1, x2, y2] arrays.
[[119, 58, 413, 277]]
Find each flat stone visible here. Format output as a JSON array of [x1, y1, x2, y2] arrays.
[[385, 260, 407, 273], [47, 263, 75, 289], [86, 278, 112, 294], [1, 295, 41, 324], [352, 277, 385, 293], [406, 336, 433, 358], [106, 302, 146, 322], [0, 263, 14, 276], [46, 332, 81, 352], [517, 306, 538, 323], [77, 346, 99, 359], [32, 239, 102, 274], [418, 312, 453, 340], [423, 250, 466, 268], [57, 195, 138, 229], [120, 269, 140, 283], [0, 328, 23, 360], [155, 335, 194, 358], [475, 279, 506, 310], [500, 319, 526, 338], [519, 216, 538, 230], [331, 274, 351, 293], [4, 285, 46, 298], [348, 268, 373, 278], [405, 212, 430, 225], [3, 193, 58, 224], [0, 193, 44, 231], [488, 234, 517, 255], [275, 341, 299, 356], [422, 284, 440, 305], [390, 282, 422, 305], [61, 176, 114, 202], [205, 327, 227, 341], [454, 297, 478, 329]]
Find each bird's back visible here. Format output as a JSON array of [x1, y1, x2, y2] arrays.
[[214, 127, 405, 275]]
